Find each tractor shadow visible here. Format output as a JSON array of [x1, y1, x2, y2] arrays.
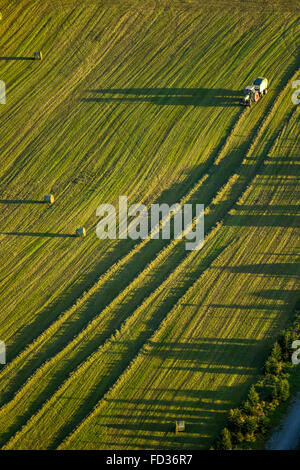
[[83, 87, 241, 107]]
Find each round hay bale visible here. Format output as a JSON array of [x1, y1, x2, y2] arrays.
[[44, 194, 54, 204], [34, 51, 42, 60], [76, 227, 86, 237]]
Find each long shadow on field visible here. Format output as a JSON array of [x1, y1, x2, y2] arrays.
[[43, 338, 259, 449], [226, 215, 300, 228], [217, 263, 300, 276], [256, 162, 300, 177], [89, 382, 255, 449], [234, 204, 300, 213], [223, 155, 300, 228], [252, 289, 300, 303], [88, 289, 298, 450], [83, 88, 241, 107], [0, 199, 46, 204], [0, 56, 35, 61], [0, 231, 76, 238], [0, 78, 292, 446]]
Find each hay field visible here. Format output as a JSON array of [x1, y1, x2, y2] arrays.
[[0, 0, 299, 449]]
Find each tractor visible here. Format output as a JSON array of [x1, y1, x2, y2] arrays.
[[240, 77, 268, 107], [240, 85, 259, 107]]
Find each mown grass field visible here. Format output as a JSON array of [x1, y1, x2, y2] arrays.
[[0, 0, 299, 450]]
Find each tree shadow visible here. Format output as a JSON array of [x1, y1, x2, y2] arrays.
[[74, 382, 253, 449], [227, 214, 300, 228], [82, 87, 241, 107], [44, 338, 258, 449], [220, 263, 300, 276], [236, 204, 300, 213], [252, 289, 300, 303]]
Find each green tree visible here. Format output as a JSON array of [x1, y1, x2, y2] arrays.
[[271, 342, 282, 362], [218, 428, 233, 450], [228, 408, 244, 432], [265, 356, 282, 375], [244, 415, 258, 435], [248, 385, 260, 406], [273, 378, 290, 402], [259, 415, 271, 434], [281, 331, 292, 361]]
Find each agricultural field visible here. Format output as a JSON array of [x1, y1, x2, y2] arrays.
[[0, 0, 299, 450]]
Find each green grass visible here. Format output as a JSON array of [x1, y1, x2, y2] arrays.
[[0, 0, 299, 450]]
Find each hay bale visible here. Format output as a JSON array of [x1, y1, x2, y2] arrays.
[[44, 194, 54, 204], [34, 51, 42, 60], [175, 420, 185, 432], [76, 227, 86, 237]]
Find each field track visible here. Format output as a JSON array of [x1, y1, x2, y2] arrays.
[[0, 0, 299, 449]]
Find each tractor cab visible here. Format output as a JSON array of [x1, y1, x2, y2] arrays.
[[240, 85, 259, 106]]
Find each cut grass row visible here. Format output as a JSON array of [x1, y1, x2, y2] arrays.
[[1, 62, 298, 449], [0, 2, 283, 384], [0, 3, 244, 354], [0, 1, 299, 450], [3, 9, 296, 406], [0, 3, 296, 362], [0, 43, 295, 426], [58, 89, 299, 451]]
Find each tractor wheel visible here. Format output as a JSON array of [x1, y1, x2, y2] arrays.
[[254, 92, 259, 102], [264, 89, 268, 95]]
